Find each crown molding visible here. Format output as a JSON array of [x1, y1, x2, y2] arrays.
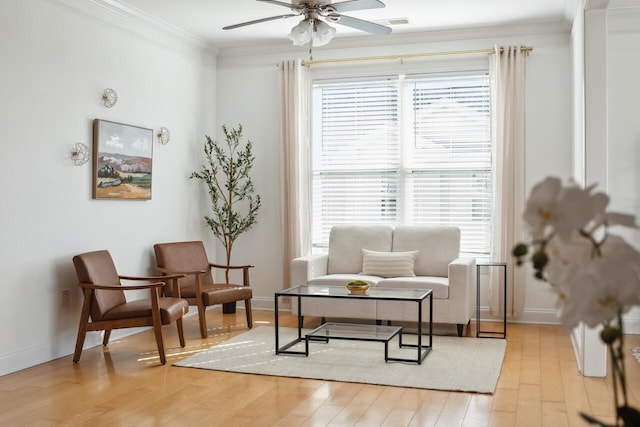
[[47, 0, 218, 59], [217, 20, 571, 60], [88, 0, 208, 47], [564, 0, 582, 22]]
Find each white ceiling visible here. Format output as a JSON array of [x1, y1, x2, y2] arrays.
[[117, 0, 572, 49]]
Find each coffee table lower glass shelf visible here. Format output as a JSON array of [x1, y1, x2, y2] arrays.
[[305, 322, 405, 362]]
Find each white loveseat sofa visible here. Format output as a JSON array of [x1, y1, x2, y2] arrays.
[[291, 225, 476, 336]]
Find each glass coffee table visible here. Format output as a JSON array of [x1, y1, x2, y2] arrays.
[[274, 285, 433, 364]]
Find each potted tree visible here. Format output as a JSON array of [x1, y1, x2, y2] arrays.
[[191, 124, 261, 312]]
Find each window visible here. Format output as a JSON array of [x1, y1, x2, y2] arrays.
[[311, 72, 492, 255]]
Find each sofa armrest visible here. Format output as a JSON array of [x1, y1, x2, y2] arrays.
[[291, 253, 329, 286], [448, 257, 477, 323]]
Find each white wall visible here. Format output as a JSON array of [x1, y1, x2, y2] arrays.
[[607, 2, 640, 333], [217, 26, 575, 323], [0, 0, 216, 375], [214, 63, 284, 307]]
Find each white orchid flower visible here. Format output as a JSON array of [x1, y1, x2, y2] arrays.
[[522, 176, 562, 239]]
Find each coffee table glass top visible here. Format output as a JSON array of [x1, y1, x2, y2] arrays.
[[277, 284, 431, 300]]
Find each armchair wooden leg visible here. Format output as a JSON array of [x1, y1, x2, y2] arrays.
[[153, 322, 166, 365], [176, 318, 186, 348], [196, 299, 208, 339], [73, 290, 93, 363], [150, 288, 167, 365], [102, 330, 111, 346], [149, 288, 167, 365], [244, 299, 253, 329], [73, 326, 87, 363]]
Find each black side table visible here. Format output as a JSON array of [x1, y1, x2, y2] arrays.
[[476, 261, 507, 339]]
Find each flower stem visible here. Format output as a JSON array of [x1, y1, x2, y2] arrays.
[[617, 312, 628, 408], [606, 330, 621, 425], [607, 312, 628, 426]]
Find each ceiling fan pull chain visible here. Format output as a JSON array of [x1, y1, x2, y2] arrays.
[[308, 19, 314, 60]]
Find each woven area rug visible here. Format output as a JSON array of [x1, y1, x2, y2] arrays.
[[174, 326, 506, 394]]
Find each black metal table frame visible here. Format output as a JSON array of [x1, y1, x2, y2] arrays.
[[476, 262, 507, 339], [274, 286, 433, 364]]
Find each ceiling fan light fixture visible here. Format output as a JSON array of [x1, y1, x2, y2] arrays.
[[287, 19, 312, 46], [312, 19, 336, 47]]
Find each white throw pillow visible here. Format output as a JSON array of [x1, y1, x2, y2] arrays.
[[361, 249, 418, 278]]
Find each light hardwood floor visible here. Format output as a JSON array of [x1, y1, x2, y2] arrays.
[[1, 308, 639, 426]]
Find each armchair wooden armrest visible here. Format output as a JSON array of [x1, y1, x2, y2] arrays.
[[77, 281, 168, 304], [209, 263, 253, 286], [209, 263, 254, 270], [78, 281, 165, 291], [119, 273, 186, 281], [119, 273, 186, 298]]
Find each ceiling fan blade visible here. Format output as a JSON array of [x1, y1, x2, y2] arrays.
[[223, 14, 299, 30], [327, 14, 391, 35], [328, 0, 386, 13]]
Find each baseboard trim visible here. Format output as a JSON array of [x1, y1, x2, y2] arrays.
[[476, 306, 560, 325], [252, 296, 280, 311], [624, 316, 640, 334]]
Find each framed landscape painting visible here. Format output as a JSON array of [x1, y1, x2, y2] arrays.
[[92, 119, 153, 200]]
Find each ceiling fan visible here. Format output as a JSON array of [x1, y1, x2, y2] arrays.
[[223, 0, 392, 48]]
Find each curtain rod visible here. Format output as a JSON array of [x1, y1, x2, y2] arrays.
[[301, 46, 533, 67]]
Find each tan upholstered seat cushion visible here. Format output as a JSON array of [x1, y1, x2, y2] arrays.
[[102, 297, 188, 324], [179, 283, 253, 306]]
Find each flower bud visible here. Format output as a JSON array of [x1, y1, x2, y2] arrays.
[[512, 243, 528, 258], [600, 326, 621, 344], [531, 250, 548, 271]]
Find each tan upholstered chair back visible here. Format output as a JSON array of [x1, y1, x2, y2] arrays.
[[154, 241, 215, 289], [72, 250, 126, 322]]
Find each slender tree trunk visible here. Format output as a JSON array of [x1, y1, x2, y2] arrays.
[[225, 243, 232, 283]]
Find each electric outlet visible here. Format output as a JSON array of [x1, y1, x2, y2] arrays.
[[61, 289, 70, 307]]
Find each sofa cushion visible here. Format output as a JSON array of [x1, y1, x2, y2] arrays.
[[361, 249, 417, 278], [392, 226, 460, 277], [327, 225, 393, 274], [376, 276, 449, 299]]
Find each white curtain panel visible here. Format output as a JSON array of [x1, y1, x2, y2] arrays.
[[278, 59, 311, 288], [489, 46, 527, 317]]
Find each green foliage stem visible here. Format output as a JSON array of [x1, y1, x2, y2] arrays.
[[190, 124, 262, 280]]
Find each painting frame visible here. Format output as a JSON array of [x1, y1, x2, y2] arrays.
[[92, 119, 153, 200]]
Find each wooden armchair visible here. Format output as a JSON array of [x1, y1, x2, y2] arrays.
[[72, 250, 188, 365], [153, 241, 253, 338]]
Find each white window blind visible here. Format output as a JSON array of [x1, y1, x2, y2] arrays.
[[311, 72, 492, 254]]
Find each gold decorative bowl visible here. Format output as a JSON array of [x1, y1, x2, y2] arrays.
[[346, 281, 370, 295]]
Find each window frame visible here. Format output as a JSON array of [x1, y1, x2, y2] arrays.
[[310, 63, 493, 256]]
